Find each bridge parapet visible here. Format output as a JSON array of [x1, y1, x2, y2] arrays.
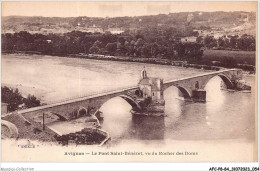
[[162, 69, 244, 102], [15, 86, 139, 123]]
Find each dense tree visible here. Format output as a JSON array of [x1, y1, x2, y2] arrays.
[[1, 30, 255, 61], [1, 87, 23, 112], [24, 94, 41, 108], [89, 40, 102, 54], [204, 35, 217, 48], [175, 43, 203, 60], [218, 36, 229, 48], [105, 42, 117, 55], [237, 34, 255, 51], [1, 87, 41, 112], [196, 36, 204, 44]]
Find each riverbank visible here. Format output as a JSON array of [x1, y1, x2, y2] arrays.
[[62, 53, 229, 72], [3, 51, 255, 73], [2, 112, 110, 146], [2, 112, 57, 142]]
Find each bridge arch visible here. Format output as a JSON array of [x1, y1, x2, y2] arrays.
[[203, 73, 234, 89], [164, 85, 192, 99], [92, 94, 141, 117], [217, 74, 234, 89], [119, 95, 141, 111], [178, 86, 192, 98], [77, 107, 88, 118], [51, 112, 69, 121]]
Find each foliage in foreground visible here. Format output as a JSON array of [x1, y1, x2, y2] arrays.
[[1, 86, 41, 112]]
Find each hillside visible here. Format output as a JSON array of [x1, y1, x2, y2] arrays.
[[2, 11, 256, 36]]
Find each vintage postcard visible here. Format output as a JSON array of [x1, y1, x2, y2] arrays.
[[1, 1, 258, 163]]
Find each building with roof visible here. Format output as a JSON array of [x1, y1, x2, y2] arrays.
[[106, 27, 124, 34], [86, 25, 104, 33], [138, 67, 164, 104]]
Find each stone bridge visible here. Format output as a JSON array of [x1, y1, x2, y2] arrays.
[[16, 87, 140, 122], [15, 68, 243, 122], [162, 68, 243, 100]]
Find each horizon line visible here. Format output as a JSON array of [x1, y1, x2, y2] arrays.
[[2, 10, 256, 18]]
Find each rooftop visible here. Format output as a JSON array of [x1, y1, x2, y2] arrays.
[[138, 77, 162, 91], [138, 78, 152, 85]]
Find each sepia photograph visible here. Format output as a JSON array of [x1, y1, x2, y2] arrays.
[[0, 1, 258, 167]]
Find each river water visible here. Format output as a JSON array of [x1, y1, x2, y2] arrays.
[[2, 54, 255, 146]]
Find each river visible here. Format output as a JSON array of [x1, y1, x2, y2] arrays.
[[2, 54, 255, 147]]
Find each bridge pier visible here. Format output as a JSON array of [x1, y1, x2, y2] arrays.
[[178, 89, 206, 102], [191, 89, 206, 102]]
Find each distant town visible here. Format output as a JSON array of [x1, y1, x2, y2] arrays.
[[2, 11, 255, 36]]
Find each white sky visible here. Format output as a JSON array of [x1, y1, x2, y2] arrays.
[[2, 1, 258, 18]]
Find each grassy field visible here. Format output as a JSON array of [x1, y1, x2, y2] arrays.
[[203, 50, 256, 66]]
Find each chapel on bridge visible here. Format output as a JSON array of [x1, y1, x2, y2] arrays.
[[137, 67, 164, 105]]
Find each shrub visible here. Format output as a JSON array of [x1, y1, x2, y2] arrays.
[[1, 86, 41, 112], [23, 94, 41, 108], [1, 86, 23, 112]]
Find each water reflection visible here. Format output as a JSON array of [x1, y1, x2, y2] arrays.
[[100, 97, 165, 140], [128, 115, 165, 140], [205, 76, 226, 115], [100, 97, 133, 138]]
